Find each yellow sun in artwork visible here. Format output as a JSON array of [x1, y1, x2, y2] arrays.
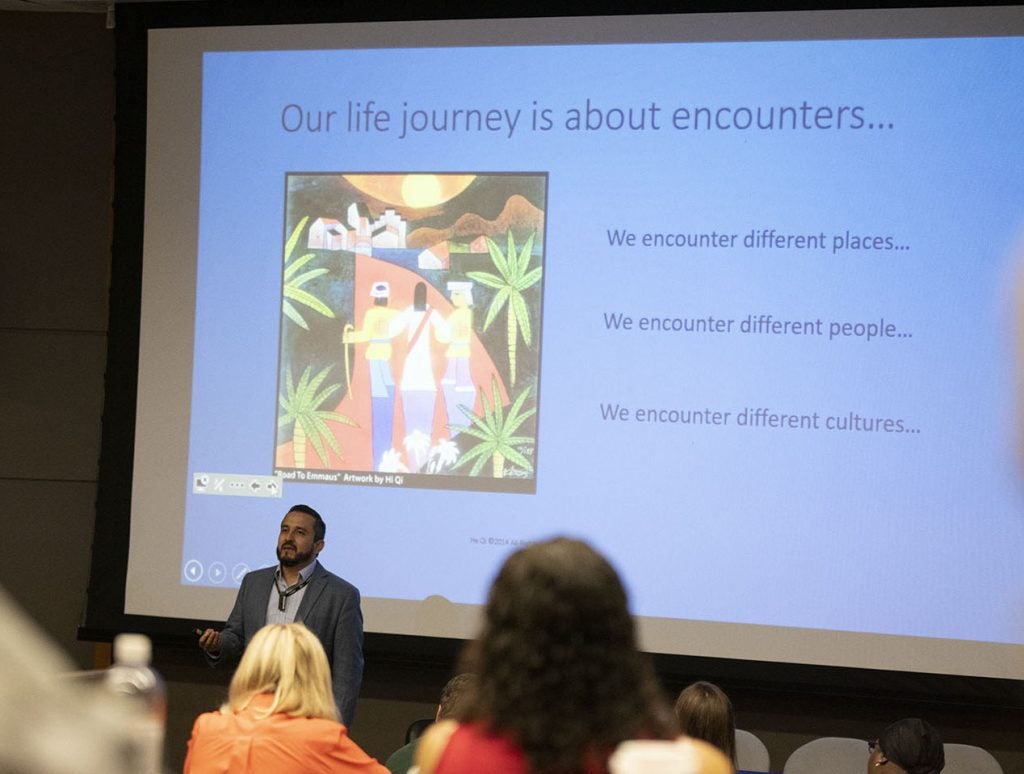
[[401, 175, 445, 208], [343, 174, 475, 209]]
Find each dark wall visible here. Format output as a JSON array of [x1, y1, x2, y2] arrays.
[[0, 10, 113, 671], [2, 8, 1022, 774]]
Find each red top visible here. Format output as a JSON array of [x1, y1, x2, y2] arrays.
[[183, 694, 387, 774], [436, 723, 607, 774]]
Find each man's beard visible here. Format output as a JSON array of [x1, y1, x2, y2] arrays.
[[277, 544, 314, 568]]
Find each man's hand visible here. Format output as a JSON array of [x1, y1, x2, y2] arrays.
[[198, 628, 222, 655]]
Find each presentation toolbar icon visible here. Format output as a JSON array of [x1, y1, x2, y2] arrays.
[[183, 560, 204, 583], [192, 472, 283, 498]]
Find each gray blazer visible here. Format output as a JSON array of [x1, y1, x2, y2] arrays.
[[214, 561, 364, 727]]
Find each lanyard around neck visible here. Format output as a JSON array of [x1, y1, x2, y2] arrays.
[[275, 575, 311, 612]]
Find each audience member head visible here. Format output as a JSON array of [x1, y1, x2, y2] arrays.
[[436, 673, 476, 722], [224, 623, 337, 722], [673, 681, 736, 765], [462, 536, 672, 772], [869, 717, 944, 774]]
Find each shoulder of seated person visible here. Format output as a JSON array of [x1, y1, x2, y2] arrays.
[[676, 736, 733, 774], [414, 719, 460, 774]]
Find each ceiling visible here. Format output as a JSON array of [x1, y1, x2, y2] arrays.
[[0, 0, 198, 10], [0, 0, 102, 8]]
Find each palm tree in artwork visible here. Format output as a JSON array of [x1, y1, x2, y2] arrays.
[[403, 430, 432, 473], [278, 364, 357, 467], [454, 376, 536, 479], [468, 229, 542, 388], [283, 215, 335, 330], [426, 438, 460, 474]]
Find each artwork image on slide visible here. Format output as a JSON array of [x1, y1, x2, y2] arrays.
[[274, 172, 547, 494]]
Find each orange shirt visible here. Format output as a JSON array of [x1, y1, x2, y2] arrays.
[[183, 695, 387, 774]]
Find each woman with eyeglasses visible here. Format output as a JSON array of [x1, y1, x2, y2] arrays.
[[867, 717, 944, 774]]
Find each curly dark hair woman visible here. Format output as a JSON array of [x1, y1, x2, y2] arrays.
[[416, 537, 676, 774]]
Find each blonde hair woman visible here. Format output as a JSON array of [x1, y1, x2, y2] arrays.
[[184, 623, 385, 774]]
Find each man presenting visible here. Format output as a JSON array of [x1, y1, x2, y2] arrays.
[[198, 504, 364, 726]]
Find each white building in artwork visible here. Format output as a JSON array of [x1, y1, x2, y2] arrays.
[[372, 208, 407, 248], [307, 217, 347, 250], [307, 202, 409, 256], [418, 233, 490, 269], [347, 202, 373, 255], [417, 241, 449, 269]]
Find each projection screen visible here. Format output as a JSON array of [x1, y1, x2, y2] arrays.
[[124, 6, 1024, 680]]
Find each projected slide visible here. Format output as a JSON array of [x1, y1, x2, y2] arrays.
[[274, 173, 544, 492], [128, 15, 1024, 678]]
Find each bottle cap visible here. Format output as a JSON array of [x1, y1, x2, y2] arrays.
[[113, 633, 152, 665]]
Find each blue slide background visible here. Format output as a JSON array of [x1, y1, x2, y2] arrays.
[[178, 37, 1024, 645]]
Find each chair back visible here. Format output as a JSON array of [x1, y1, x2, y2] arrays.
[[943, 742, 1002, 774], [405, 717, 434, 744], [782, 736, 867, 774], [735, 728, 770, 772]]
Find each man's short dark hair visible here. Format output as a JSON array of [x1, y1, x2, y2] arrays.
[[438, 673, 477, 720], [288, 504, 326, 542], [880, 718, 944, 774]]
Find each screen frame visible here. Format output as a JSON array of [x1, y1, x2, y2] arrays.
[[84, 0, 1024, 710]]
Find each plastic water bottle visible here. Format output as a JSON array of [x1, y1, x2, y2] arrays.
[[105, 633, 166, 774]]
